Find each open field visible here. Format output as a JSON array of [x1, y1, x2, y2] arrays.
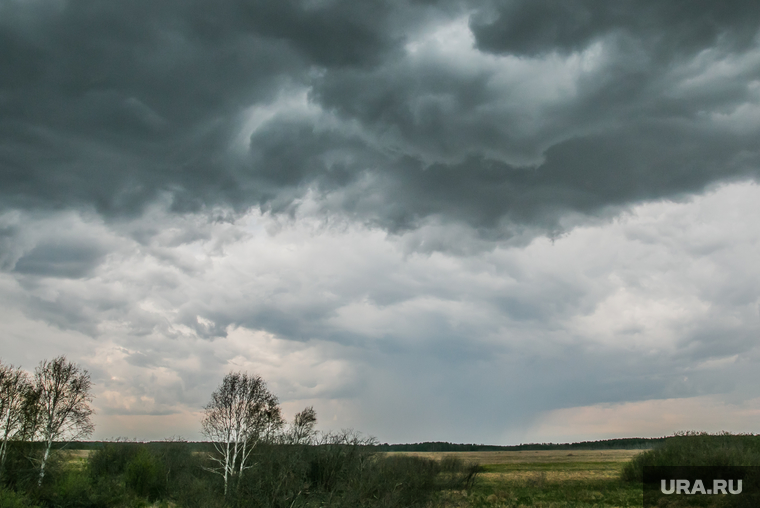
[[386, 449, 643, 465], [389, 450, 645, 507]]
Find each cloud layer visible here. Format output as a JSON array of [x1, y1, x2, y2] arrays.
[[2, 183, 760, 442], [2, 0, 760, 235]]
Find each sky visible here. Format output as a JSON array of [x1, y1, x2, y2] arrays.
[[1, 0, 760, 444]]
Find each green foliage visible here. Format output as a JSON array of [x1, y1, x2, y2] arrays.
[[621, 432, 760, 482], [1, 439, 481, 508], [465, 478, 642, 508], [226, 438, 481, 508], [0, 443, 40, 492], [125, 448, 166, 501], [89, 441, 142, 478], [0, 486, 39, 508], [170, 475, 226, 508], [48, 468, 93, 507], [346, 454, 442, 507]]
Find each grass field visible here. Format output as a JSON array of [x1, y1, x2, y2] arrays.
[[389, 450, 645, 507]]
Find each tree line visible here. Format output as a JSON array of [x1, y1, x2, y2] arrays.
[[372, 437, 666, 452]]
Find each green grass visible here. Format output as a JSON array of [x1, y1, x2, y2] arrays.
[[481, 461, 626, 473], [436, 472, 642, 507], [462, 479, 642, 508]]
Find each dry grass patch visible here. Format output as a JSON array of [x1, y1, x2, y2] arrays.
[[420, 450, 646, 507]]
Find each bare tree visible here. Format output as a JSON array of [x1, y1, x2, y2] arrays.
[[34, 356, 94, 485], [0, 361, 33, 478], [290, 406, 318, 445], [201, 372, 283, 495]]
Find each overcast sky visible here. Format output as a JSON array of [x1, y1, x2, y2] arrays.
[[2, 0, 760, 444]]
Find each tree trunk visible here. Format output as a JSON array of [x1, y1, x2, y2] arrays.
[[223, 441, 230, 496], [38, 437, 53, 486], [239, 438, 247, 477], [0, 440, 7, 479], [0, 411, 11, 478]]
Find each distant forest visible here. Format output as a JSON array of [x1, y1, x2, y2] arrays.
[[373, 437, 665, 451], [56, 436, 665, 452]]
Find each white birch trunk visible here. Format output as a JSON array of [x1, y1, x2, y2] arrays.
[[223, 440, 230, 496], [38, 436, 53, 486], [239, 438, 247, 477]]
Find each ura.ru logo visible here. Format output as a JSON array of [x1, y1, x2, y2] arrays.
[[661, 479, 742, 495]]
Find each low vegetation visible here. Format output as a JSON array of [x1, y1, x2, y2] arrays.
[[620, 432, 760, 508], [0, 438, 480, 507], [622, 431, 760, 482], [1, 362, 481, 507]]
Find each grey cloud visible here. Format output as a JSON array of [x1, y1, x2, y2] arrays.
[[307, 23, 760, 234], [124, 351, 157, 368], [470, 0, 760, 58], [3, 183, 760, 442], [1, 0, 758, 241], [0, 0, 413, 215], [13, 240, 106, 278]]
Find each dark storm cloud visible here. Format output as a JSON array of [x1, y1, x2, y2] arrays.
[[2, 0, 760, 236], [0, 0, 405, 213], [470, 0, 760, 57]]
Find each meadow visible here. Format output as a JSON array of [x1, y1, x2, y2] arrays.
[[394, 450, 645, 507]]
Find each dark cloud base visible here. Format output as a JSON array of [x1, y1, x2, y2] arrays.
[[1, 0, 759, 238]]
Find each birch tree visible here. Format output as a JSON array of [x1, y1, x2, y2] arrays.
[[34, 356, 94, 486], [0, 361, 33, 479], [201, 372, 283, 495]]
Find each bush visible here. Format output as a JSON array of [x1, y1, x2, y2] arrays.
[[0, 443, 40, 492], [439, 455, 480, 490], [171, 475, 225, 508], [49, 468, 93, 508], [0, 486, 39, 508], [228, 436, 479, 508], [88, 442, 142, 479], [125, 448, 166, 501], [622, 432, 760, 481]]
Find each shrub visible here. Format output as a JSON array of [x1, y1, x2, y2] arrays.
[[125, 448, 166, 501], [49, 468, 93, 508], [0, 486, 39, 508], [0, 443, 40, 492], [171, 475, 226, 508], [622, 432, 760, 482], [88, 442, 141, 479], [438, 455, 481, 490]]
